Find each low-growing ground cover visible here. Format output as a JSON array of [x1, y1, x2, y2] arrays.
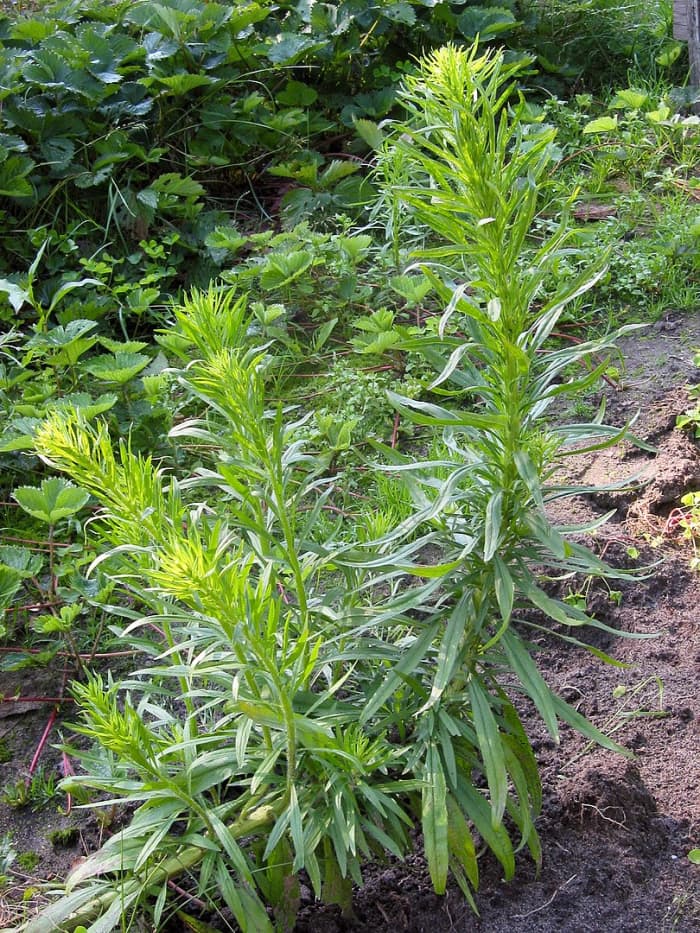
[[0, 1, 698, 931]]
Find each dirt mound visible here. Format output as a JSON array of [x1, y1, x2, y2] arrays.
[[558, 755, 664, 841]]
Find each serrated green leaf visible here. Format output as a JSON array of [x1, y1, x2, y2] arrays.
[[13, 477, 90, 524], [582, 115, 619, 134], [0, 278, 30, 312], [0, 565, 23, 613], [150, 74, 215, 95], [610, 89, 649, 110], [82, 351, 150, 384], [267, 33, 323, 65], [0, 545, 43, 578], [260, 250, 313, 290], [353, 117, 384, 150], [458, 7, 517, 40]]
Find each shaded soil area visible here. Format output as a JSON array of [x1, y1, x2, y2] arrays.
[[2, 313, 700, 931]]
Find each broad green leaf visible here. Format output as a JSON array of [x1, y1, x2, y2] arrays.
[[267, 33, 324, 65], [0, 565, 23, 613], [383, 2, 416, 25], [582, 116, 619, 134], [150, 172, 205, 199], [13, 477, 89, 524], [150, 74, 215, 94], [389, 274, 432, 307], [338, 234, 372, 262], [277, 80, 318, 106], [320, 159, 360, 186], [0, 278, 30, 312], [53, 393, 118, 419], [457, 7, 517, 41], [83, 351, 150, 384], [610, 89, 649, 110], [0, 545, 42, 577], [39, 137, 75, 170], [353, 117, 384, 150], [260, 250, 313, 290], [26, 319, 98, 350], [205, 227, 248, 255]]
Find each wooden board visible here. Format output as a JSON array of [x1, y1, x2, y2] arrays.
[[675, 0, 689, 40]]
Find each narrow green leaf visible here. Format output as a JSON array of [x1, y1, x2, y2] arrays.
[[483, 491, 503, 561], [468, 679, 508, 828], [208, 813, 254, 884], [502, 630, 559, 741], [492, 555, 514, 623], [422, 744, 449, 894], [216, 860, 273, 933], [361, 622, 439, 722], [551, 693, 630, 755], [445, 793, 479, 890], [422, 593, 470, 711], [289, 785, 305, 871], [453, 777, 515, 880]]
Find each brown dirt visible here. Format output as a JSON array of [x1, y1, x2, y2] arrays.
[[2, 313, 700, 931]]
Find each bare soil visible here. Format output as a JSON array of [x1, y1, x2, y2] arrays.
[[1, 312, 700, 932]]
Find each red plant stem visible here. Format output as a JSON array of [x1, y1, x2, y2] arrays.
[[26, 663, 72, 777], [0, 696, 75, 704], [547, 331, 619, 388], [3, 601, 60, 613], [167, 880, 207, 910], [0, 646, 138, 658], [28, 705, 58, 776], [0, 536, 73, 550]]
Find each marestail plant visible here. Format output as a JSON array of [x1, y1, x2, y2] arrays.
[[336, 42, 654, 899], [22, 46, 651, 932]]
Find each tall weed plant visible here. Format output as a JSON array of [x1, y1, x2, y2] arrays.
[[22, 46, 646, 932]]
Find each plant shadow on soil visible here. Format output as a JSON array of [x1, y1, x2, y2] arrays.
[[1, 312, 700, 932]]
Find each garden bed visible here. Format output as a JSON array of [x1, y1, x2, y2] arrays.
[[2, 313, 700, 932]]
